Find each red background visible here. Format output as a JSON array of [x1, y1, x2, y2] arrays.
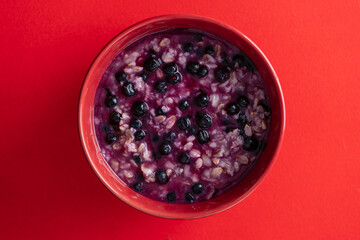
[[1, 1, 359, 239]]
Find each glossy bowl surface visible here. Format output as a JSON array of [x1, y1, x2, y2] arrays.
[[78, 14, 285, 219]]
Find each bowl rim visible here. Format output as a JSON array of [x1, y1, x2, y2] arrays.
[[78, 14, 286, 219]]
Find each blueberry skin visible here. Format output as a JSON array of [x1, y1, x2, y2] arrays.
[[105, 95, 117, 108], [143, 58, 160, 72], [204, 46, 214, 55], [196, 130, 210, 144], [197, 65, 209, 78], [186, 61, 200, 75], [176, 117, 191, 130], [225, 102, 240, 115], [166, 192, 177, 202], [164, 131, 177, 143], [155, 107, 167, 116], [130, 118, 142, 129], [115, 71, 126, 82], [242, 136, 259, 151], [178, 152, 191, 164], [187, 127, 196, 136], [133, 182, 143, 192], [237, 95, 249, 108], [132, 155, 141, 165], [166, 72, 182, 84], [182, 42, 193, 52], [105, 132, 117, 144], [214, 66, 230, 83], [195, 112, 212, 129], [178, 100, 189, 111], [154, 80, 168, 93], [185, 192, 195, 203], [121, 81, 136, 97], [131, 101, 149, 117], [134, 130, 146, 141], [237, 112, 247, 127], [108, 111, 121, 125], [155, 170, 169, 184], [195, 92, 209, 108], [192, 183, 203, 194], [159, 143, 172, 155], [162, 62, 178, 75], [232, 54, 246, 67], [139, 72, 149, 82]]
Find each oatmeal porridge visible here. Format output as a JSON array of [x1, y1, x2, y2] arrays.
[[93, 29, 271, 203]]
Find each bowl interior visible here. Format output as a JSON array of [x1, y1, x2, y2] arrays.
[[78, 15, 285, 219]]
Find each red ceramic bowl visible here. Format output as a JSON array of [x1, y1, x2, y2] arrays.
[[78, 14, 285, 219]]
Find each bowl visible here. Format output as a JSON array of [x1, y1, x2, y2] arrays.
[[78, 14, 285, 219]]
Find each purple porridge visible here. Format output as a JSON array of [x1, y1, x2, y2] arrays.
[[93, 29, 271, 203]]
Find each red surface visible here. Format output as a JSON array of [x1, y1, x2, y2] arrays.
[[1, 1, 359, 239]]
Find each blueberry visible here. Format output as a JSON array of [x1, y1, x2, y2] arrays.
[[155, 170, 169, 184], [155, 107, 167, 116], [237, 95, 249, 108], [164, 131, 177, 143], [105, 95, 117, 108], [176, 117, 191, 130], [193, 33, 203, 42], [131, 101, 148, 117], [225, 126, 235, 133], [197, 65, 208, 78], [242, 136, 259, 151], [196, 130, 210, 144], [195, 92, 209, 108], [115, 71, 126, 82], [166, 192, 177, 202], [186, 61, 200, 75], [148, 49, 157, 57], [162, 62, 178, 75], [225, 102, 240, 115], [196, 112, 212, 129], [205, 46, 214, 55], [185, 192, 195, 203], [187, 127, 196, 136], [143, 58, 160, 72], [178, 99, 189, 111], [232, 54, 246, 67], [121, 81, 136, 97], [214, 66, 230, 83], [178, 152, 191, 164], [159, 143, 172, 155], [182, 42, 193, 52], [139, 72, 148, 82], [134, 130, 146, 141], [108, 111, 121, 125], [166, 72, 182, 84], [154, 80, 168, 93], [105, 132, 117, 144], [152, 133, 160, 142], [191, 183, 203, 194], [133, 182, 143, 192], [130, 118, 142, 129], [132, 155, 141, 164], [237, 112, 247, 127], [238, 127, 245, 136]]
